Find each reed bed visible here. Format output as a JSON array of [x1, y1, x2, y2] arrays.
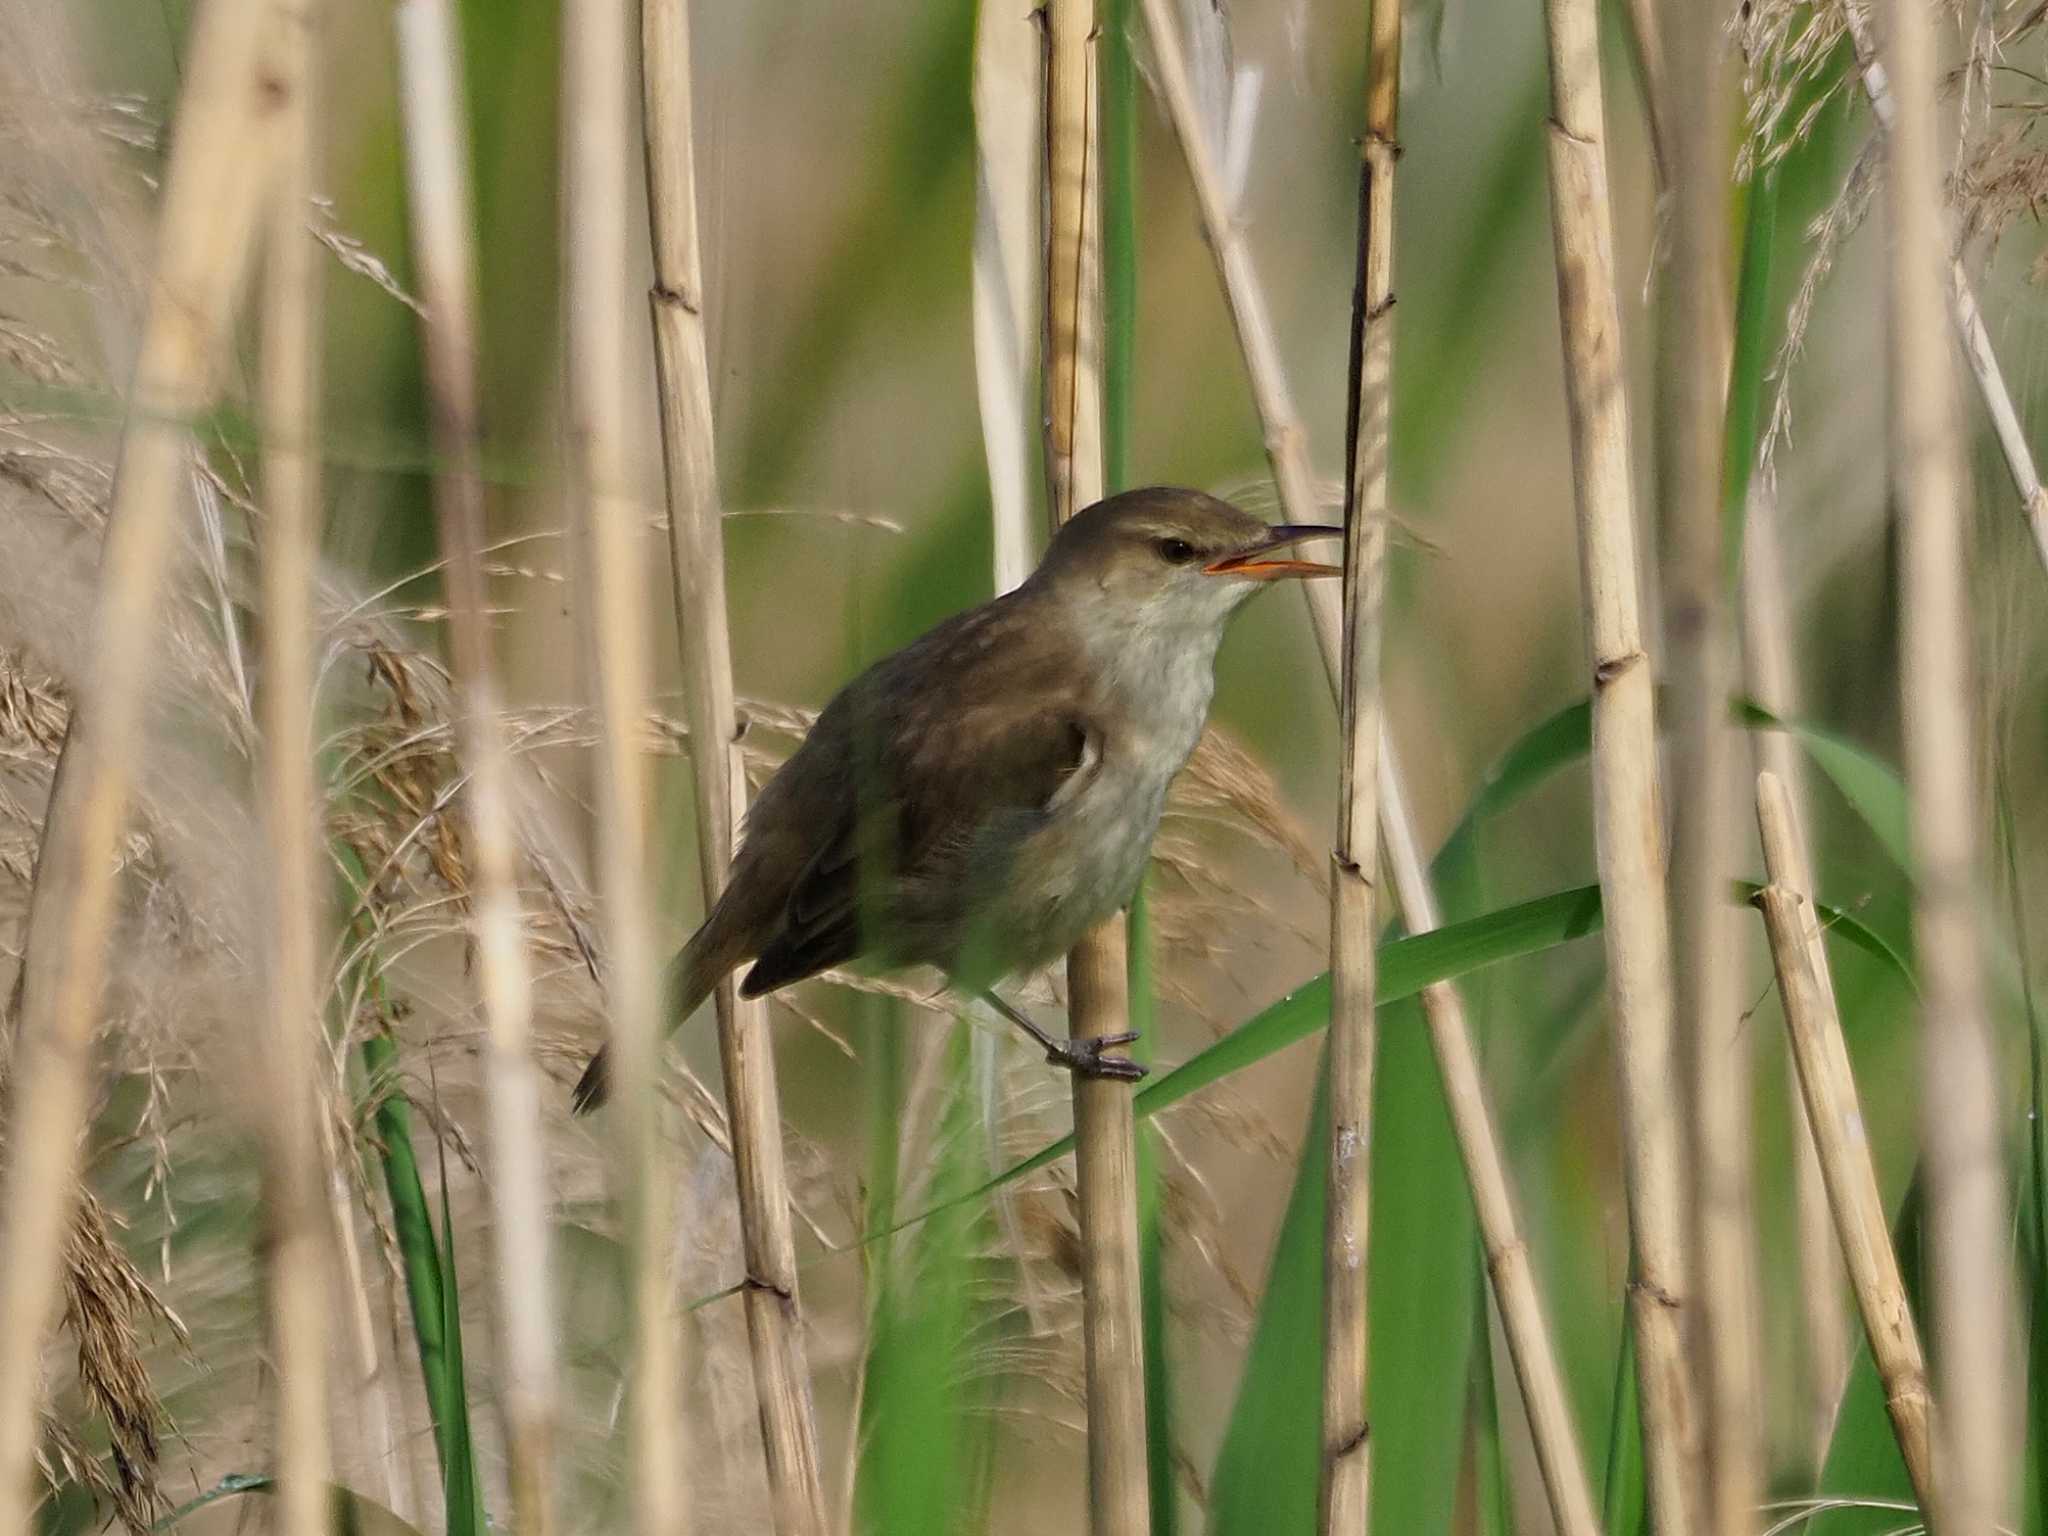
[[3, 2, 2046, 1535]]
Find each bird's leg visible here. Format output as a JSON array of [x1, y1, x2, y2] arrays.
[[976, 989, 1148, 1082]]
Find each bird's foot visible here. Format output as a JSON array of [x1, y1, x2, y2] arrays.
[[1045, 1031, 1149, 1082]]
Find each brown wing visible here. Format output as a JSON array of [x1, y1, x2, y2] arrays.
[[740, 592, 1095, 996]]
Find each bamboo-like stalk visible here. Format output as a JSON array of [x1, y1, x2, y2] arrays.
[[970, 0, 1062, 1367], [1883, 0, 2011, 1528], [1740, 487, 1851, 1463], [1065, 913, 1149, 1536], [1134, 6, 1602, 1533], [1044, 5, 1150, 1532], [1753, 771, 1937, 1513], [638, 2, 829, 1530], [1615, 0, 1668, 193], [1533, 0, 1701, 1530], [1045, 0, 1107, 530], [0, 0, 275, 1521], [395, 1, 559, 1527], [972, 0, 1042, 596], [1613, 0, 1850, 1461], [1663, 11, 1760, 1536], [1836, 3, 2048, 573], [1317, 10, 1395, 1528], [256, 3, 334, 1531], [564, 0, 685, 1528]]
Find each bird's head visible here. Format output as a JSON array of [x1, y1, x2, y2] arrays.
[[1030, 486, 1342, 639]]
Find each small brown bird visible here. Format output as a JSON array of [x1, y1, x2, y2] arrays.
[[572, 486, 1339, 1111]]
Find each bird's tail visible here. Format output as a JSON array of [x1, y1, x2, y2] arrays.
[[569, 918, 738, 1114]]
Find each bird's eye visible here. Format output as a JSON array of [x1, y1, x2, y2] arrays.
[[1156, 537, 1199, 565]]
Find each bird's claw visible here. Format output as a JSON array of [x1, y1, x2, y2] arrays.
[[1046, 1032, 1149, 1082]]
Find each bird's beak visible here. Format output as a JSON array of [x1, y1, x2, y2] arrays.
[[1203, 524, 1345, 580]]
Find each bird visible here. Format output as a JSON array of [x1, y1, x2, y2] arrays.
[[571, 486, 1340, 1112]]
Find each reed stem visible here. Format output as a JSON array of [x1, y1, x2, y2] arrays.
[[1664, 11, 1761, 1535], [1836, 3, 2048, 573], [971, 0, 1043, 595], [1317, 9, 1396, 1527], [1044, 4, 1150, 1531], [564, 0, 686, 1525], [638, 1, 830, 1528], [1883, 0, 2012, 1526], [1753, 771, 1937, 1514], [1534, 0, 1702, 1527], [394, 0, 559, 1524], [257, 3, 335, 1530]]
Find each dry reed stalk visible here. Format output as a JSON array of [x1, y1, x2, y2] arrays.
[[256, 3, 335, 1531], [638, 1, 828, 1529], [1616, 0, 1668, 194], [973, 0, 1058, 1333], [395, 0, 559, 1525], [1664, 11, 1760, 1536], [1135, 4, 1601, 1531], [1837, 3, 2048, 572], [1883, 0, 2011, 1528], [1044, 0, 1107, 531], [1063, 913, 1150, 1536], [972, 0, 1043, 595], [1610, 0, 1848, 1451], [1614, 0, 1848, 1458], [1535, 0, 1701, 1529], [1044, 4, 1149, 1532], [1317, 9, 1396, 1528], [1753, 771, 1937, 1513], [0, 0, 276, 1521], [1739, 489, 1850, 1463], [565, 0, 685, 1527]]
